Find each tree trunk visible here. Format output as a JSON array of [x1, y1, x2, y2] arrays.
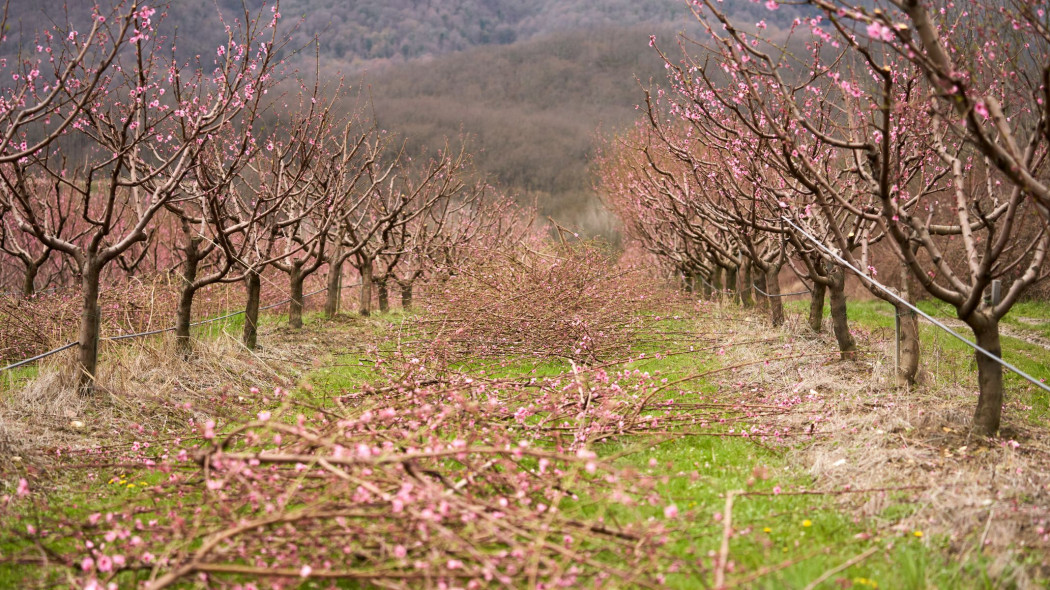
[[894, 265, 919, 385], [358, 261, 373, 317], [827, 268, 857, 359], [325, 258, 343, 318], [724, 265, 738, 302], [808, 282, 826, 333], [174, 240, 202, 356], [968, 315, 1003, 436], [697, 272, 708, 297], [896, 306, 920, 385], [377, 279, 389, 313], [288, 265, 304, 329], [77, 263, 103, 392], [243, 272, 262, 350], [740, 262, 754, 307], [765, 265, 784, 327], [712, 266, 723, 292], [752, 267, 768, 312], [22, 261, 38, 298], [401, 281, 413, 310]]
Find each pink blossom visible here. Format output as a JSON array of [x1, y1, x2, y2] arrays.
[[664, 504, 679, 519], [866, 22, 895, 42], [16, 478, 29, 497], [300, 564, 313, 577], [974, 101, 989, 119]]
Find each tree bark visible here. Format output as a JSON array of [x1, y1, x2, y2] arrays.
[[827, 268, 857, 359], [740, 262, 754, 307], [325, 258, 343, 318], [808, 282, 826, 333], [712, 266, 723, 292], [242, 272, 262, 350], [288, 265, 304, 329], [724, 265, 738, 302], [896, 306, 920, 385], [752, 267, 768, 311], [358, 261, 373, 316], [894, 265, 920, 385], [174, 238, 202, 356], [968, 315, 1004, 436], [22, 261, 38, 298], [77, 262, 103, 392], [400, 281, 413, 310], [765, 265, 784, 328], [377, 279, 389, 313]]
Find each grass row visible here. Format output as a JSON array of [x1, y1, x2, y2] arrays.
[[783, 298, 1050, 423], [4, 296, 1047, 587]]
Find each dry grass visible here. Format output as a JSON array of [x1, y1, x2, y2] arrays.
[[715, 301, 1050, 586], [0, 313, 370, 474]]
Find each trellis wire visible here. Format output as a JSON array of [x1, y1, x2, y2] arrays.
[[781, 216, 1050, 396]]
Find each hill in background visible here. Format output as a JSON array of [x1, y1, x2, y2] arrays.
[[357, 24, 679, 237], [3, 0, 803, 236]]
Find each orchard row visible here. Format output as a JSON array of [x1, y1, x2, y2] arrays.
[[0, 3, 528, 388], [599, 0, 1050, 435]]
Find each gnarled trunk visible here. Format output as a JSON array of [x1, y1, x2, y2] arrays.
[[967, 314, 1003, 436], [724, 265, 738, 302], [22, 261, 38, 299], [896, 307, 920, 385], [765, 265, 784, 328], [358, 261, 373, 317], [325, 258, 343, 318], [827, 267, 856, 359], [400, 281, 413, 310], [77, 262, 103, 392], [740, 262, 754, 307], [893, 265, 919, 385], [242, 272, 262, 350], [808, 282, 826, 333], [698, 272, 711, 298], [174, 239, 202, 356], [377, 279, 389, 313], [288, 265, 304, 329], [752, 267, 768, 311]]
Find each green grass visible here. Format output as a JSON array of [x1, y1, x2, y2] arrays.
[[418, 313, 1001, 589], [0, 364, 38, 393], [1001, 300, 1050, 340], [0, 304, 1032, 588]]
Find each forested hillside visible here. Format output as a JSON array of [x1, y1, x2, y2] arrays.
[[3, 0, 687, 65], [1, 0, 802, 234], [361, 25, 677, 236]]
